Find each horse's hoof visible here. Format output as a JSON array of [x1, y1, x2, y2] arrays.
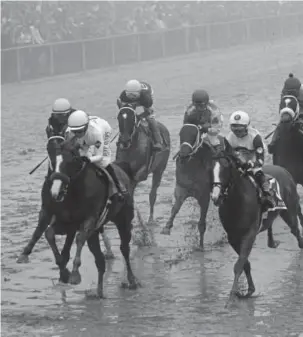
[[85, 289, 105, 300], [16, 254, 29, 264], [268, 240, 280, 249], [160, 227, 171, 235], [235, 290, 253, 299], [147, 218, 157, 226], [104, 252, 115, 260], [59, 268, 71, 284], [69, 271, 82, 285], [128, 279, 141, 290]]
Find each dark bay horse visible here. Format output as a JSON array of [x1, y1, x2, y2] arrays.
[[269, 112, 303, 190], [17, 136, 114, 264], [211, 150, 303, 306], [116, 106, 170, 224], [161, 124, 224, 250], [27, 137, 139, 298]]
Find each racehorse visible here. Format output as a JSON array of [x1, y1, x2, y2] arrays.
[[17, 136, 114, 264], [161, 124, 223, 250], [24, 136, 139, 298], [116, 105, 170, 224], [269, 112, 303, 190], [211, 149, 303, 306]]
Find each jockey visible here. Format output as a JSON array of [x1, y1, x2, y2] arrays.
[[46, 98, 76, 138], [225, 110, 274, 208], [268, 73, 302, 153], [117, 79, 162, 151], [66, 110, 127, 199], [183, 89, 223, 146]]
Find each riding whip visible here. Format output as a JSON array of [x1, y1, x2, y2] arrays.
[[29, 156, 48, 175]]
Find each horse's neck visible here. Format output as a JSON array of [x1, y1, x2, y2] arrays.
[[278, 127, 303, 155], [229, 169, 254, 199]]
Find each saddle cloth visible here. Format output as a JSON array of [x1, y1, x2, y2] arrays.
[[248, 174, 287, 212]]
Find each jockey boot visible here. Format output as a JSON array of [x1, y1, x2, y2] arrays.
[[146, 116, 162, 151], [105, 163, 128, 201], [267, 125, 281, 154], [254, 170, 275, 210]]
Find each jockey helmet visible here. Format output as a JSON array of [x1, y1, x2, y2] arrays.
[[192, 89, 209, 106], [229, 110, 250, 138], [68, 110, 89, 132], [125, 79, 141, 100], [282, 73, 301, 97], [52, 98, 72, 114]]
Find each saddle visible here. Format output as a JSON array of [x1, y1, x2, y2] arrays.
[[245, 172, 286, 212]]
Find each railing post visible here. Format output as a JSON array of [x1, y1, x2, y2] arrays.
[[136, 33, 141, 62], [111, 37, 115, 66], [185, 26, 189, 53], [16, 47, 21, 82], [49, 44, 54, 75], [161, 30, 166, 57], [206, 24, 211, 50], [81, 40, 86, 71]]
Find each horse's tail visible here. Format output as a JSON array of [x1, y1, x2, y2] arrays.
[[114, 160, 134, 181]]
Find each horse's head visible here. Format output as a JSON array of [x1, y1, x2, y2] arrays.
[[46, 135, 66, 175], [48, 136, 85, 201], [117, 106, 137, 149], [211, 150, 242, 206], [178, 124, 201, 160], [279, 95, 299, 125]]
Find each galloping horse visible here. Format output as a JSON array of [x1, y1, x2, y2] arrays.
[[116, 105, 170, 224], [25, 136, 139, 298], [161, 124, 223, 250], [17, 136, 114, 264], [269, 111, 303, 189], [211, 149, 303, 306]]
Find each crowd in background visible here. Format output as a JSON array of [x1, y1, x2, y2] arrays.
[[2, 1, 302, 49]]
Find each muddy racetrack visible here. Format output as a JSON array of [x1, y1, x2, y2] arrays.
[[2, 38, 303, 337]]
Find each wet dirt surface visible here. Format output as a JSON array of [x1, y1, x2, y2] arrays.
[[2, 38, 303, 337]]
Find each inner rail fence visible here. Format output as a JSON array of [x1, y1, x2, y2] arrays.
[[2, 12, 303, 84]]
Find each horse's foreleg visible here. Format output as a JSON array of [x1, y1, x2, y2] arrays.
[[45, 216, 70, 282], [101, 231, 115, 260], [59, 231, 76, 283], [86, 232, 106, 299], [280, 209, 303, 249], [118, 221, 140, 290], [265, 212, 280, 248], [161, 185, 188, 235], [197, 193, 210, 251], [242, 260, 255, 297], [17, 208, 50, 263], [297, 202, 303, 231], [69, 217, 96, 285], [227, 227, 257, 307], [148, 170, 164, 225]]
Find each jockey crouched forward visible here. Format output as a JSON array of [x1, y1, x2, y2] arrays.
[[268, 73, 303, 153], [117, 79, 162, 151], [226, 110, 275, 209], [183, 89, 224, 149], [66, 110, 128, 200], [46, 98, 77, 138]]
